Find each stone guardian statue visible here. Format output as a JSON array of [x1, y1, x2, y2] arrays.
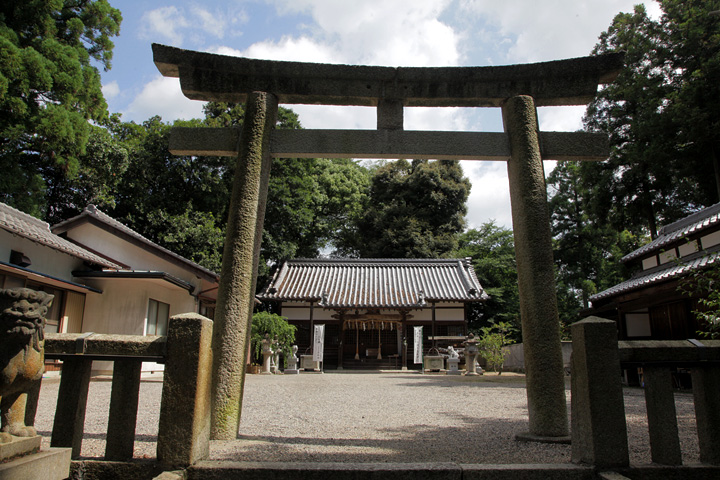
[[0, 288, 53, 443]]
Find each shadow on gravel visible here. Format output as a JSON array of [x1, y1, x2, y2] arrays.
[[211, 417, 570, 464]]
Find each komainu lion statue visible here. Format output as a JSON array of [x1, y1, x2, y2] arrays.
[[0, 288, 53, 443]]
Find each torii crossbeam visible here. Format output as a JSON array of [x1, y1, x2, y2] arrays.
[[152, 43, 622, 442]]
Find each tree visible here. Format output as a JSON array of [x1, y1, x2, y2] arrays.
[[250, 311, 296, 365], [477, 321, 516, 375], [454, 222, 520, 335], [547, 162, 639, 311], [0, 1, 121, 218], [584, 1, 720, 239], [344, 159, 470, 258]]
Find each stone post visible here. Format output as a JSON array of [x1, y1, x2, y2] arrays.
[[502, 95, 568, 439], [157, 314, 213, 468], [51, 357, 92, 458], [105, 358, 142, 460], [570, 317, 629, 468], [691, 366, 720, 465], [210, 91, 278, 440]]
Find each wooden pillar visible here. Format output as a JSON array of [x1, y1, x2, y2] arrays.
[[338, 312, 345, 370], [431, 302, 437, 350], [210, 91, 278, 440], [503, 95, 568, 439], [309, 301, 315, 355], [401, 311, 408, 370], [355, 324, 360, 360]]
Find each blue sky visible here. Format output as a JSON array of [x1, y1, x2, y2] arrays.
[[100, 0, 661, 230]]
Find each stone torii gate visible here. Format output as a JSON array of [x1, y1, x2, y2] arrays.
[[152, 43, 623, 441]]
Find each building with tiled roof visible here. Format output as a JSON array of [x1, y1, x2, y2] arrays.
[[589, 202, 720, 341], [1, 203, 219, 373], [258, 258, 488, 370]]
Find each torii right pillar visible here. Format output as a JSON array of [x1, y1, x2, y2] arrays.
[[503, 95, 569, 441]]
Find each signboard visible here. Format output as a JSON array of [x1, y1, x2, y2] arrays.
[[312, 324, 325, 362], [413, 326, 423, 364]]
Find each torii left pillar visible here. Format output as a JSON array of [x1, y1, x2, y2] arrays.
[[210, 91, 278, 440]]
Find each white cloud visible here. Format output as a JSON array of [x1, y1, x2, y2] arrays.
[[140, 6, 189, 46], [102, 81, 120, 100], [123, 76, 205, 123], [462, 161, 512, 229], [458, 0, 658, 63]]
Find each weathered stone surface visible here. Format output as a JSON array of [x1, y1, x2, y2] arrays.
[[153, 43, 623, 107], [0, 447, 70, 480], [69, 459, 165, 480], [169, 127, 609, 162], [45, 333, 166, 359], [643, 366, 682, 465], [570, 317, 629, 468], [618, 339, 720, 364], [0, 288, 52, 443], [51, 356, 92, 458], [210, 91, 278, 440], [502, 95, 568, 438], [691, 366, 720, 465], [106, 358, 143, 461], [0, 434, 40, 462], [158, 314, 213, 468]]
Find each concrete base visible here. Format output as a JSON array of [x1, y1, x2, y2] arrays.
[[186, 461, 597, 480], [284, 369, 299, 374], [0, 447, 71, 480], [0, 435, 41, 462], [446, 370, 462, 375], [515, 432, 571, 445]]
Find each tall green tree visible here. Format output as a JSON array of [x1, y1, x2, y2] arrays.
[[584, 1, 720, 239], [344, 159, 470, 258], [454, 222, 520, 335], [0, 1, 121, 218], [547, 162, 638, 310]]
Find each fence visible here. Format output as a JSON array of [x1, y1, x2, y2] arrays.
[[571, 316, 720, 473], [35, 313, 213, 469]]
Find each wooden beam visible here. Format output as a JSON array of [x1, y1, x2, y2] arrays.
[[153, 43, 623, 107], [169, 127, 609, 161]]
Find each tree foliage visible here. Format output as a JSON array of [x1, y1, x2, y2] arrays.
[[0, 0, 121, 217], [582, 1, 720, 239], [250, 311, 297, 364], [342, 159, 470, 258], [477, 321, 516, 375], [454, 222, 520, 334]]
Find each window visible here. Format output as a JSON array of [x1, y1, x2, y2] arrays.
[[147, 299, 170, 336]]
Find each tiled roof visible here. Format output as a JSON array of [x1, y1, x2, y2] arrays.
[[622, 202, 720, 263], [52, 205, 218, 280], [590, 249, 720, 303], [259, 258, 488, 308], [0, 203, 121, 269]]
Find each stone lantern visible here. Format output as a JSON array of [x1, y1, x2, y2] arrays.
[[464, 333, 481, 376]]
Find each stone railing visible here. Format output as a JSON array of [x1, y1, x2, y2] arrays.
[[571, 316, 720, 472], [34, 313, 213, 469]]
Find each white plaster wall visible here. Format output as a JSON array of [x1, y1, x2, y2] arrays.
[[82, 277, 196, 373], [0, 230, 84, 281], [65, 223, 204, 287], [82, 277, 196, 335]]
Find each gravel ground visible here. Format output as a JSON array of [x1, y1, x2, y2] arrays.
[[33, 371, 700, 465]]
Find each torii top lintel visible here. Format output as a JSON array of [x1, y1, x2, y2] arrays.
[[152, 43, 623, 108]]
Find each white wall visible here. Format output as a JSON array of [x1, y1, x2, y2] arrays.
[[82, 277, 196, 335], [65, 223, 204, 288], [0, 230, 84, 281]]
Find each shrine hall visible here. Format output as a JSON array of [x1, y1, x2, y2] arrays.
[[258, 258, 488, 370]]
